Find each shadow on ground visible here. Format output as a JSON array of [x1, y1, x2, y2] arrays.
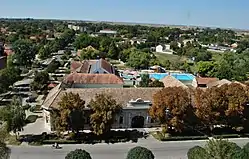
[[19, 130, 149, 145]]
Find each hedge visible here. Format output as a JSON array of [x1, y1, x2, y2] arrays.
[[160, 136, 208, 141], [42, 140, 80, 144]]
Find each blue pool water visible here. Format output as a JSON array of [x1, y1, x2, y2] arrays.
[[149, 73, 195, 81]]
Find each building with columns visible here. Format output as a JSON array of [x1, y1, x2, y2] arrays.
[[41, 84, 161, 131]]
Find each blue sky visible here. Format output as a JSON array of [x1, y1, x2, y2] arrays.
[[1, 0, 249, 29]]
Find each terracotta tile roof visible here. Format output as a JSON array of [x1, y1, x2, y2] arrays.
[[71, 60, 97, 73], [63, 73, 124, 85], [43, 87, 161, 109], [70, 61, 82, 72], [100, 59, 114, 74], [196, 77, 218, 85], [160, 75, 188, 89], [207, 79, 231, 88]]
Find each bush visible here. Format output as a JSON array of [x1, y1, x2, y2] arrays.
[[65, 149, 92, 159], [126, 146, 154, 159], [187, 146, 207, 159], [26, 115, 38, 124], [43, 140, 79, 144]]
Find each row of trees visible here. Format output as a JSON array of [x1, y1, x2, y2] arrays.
[[53, 93, 121, 136], [65, 146, 154, 159], [149, 83, 249, 133]]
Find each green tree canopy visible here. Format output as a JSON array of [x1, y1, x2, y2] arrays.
[[12, 39, 36, 67], [0, 96, 26, 137], [126, 146, 154, 159], [126, 50, 151, 69], [187, 146, 207, 159], [196, 61, 216, 77], [65, 149, 92, 159], [31, 71, 49, 92]]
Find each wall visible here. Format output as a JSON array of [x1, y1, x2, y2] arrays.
[[43, 109, 52, 131]]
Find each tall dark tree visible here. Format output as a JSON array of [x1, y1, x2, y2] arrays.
[[12, 39, 36, 67]]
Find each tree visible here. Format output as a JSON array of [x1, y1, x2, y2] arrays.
[[80, 48, 100, 60], [55, 92, 85, 133], [0, 96, 26, 138], [139, 74, 150, 87], [0, 142, 10, 159], [148, 80, 164, 87], [188, 139, 242, 159], [187, 146, 207, 159], [89, 93, 121, 135], [126, 146, 154, 159], [65, 149, 92, 159], [196, 61, 216, 77], [46, 61, 60, 73], [107, 41, 119, 59], [205, 139, 241, 159], [12, 39, 36, 67], [149, 87, 192, 132], [126, 50, 151, 69], [38, 45, 51, 60], [31, 71, 49, 93], [0, 67, 21, 93]]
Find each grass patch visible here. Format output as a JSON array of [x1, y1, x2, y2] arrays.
[[26, 115, 39, 124], [5, 135, 21, 145], [154, 52, 187, 63]]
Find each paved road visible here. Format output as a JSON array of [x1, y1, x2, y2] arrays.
[[10, 138, 249, 159]]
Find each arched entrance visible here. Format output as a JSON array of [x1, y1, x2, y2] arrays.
[[131, 116, 145, 128]]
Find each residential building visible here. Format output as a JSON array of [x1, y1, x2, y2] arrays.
[[42, 86, 161, 131], [155, 44, 174, 54], [13, 79, 33, 92], [68, 24, 86, 32]]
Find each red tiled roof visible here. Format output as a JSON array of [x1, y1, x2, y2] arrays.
[[48, 83, 58, 88], [196, 77, 218, 85], [70, 61, 82, 72], [64, 73, 124, 85], [100, 59, 114, 74]]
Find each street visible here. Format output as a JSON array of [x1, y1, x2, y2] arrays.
[[10, 138, 249, 159]]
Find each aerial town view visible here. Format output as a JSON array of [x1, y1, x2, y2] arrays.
[[1, 0, 249, 159]]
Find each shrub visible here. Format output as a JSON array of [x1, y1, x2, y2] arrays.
[[65, 149, 92, 159], [126, 146, 154, 159], [26, 115, 38, 124], [187, 146, 207, 159]]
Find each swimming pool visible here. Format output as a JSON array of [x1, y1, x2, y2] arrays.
[[149, 73, 195, 81]]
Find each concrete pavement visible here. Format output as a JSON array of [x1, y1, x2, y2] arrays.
[[10, 138, 249, 159]]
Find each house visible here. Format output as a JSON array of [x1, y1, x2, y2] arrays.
[[70, 58, 117, 75], [13, 78, 33, 91], [160, 75, 188, 89], [99, 29, 117, 34], [42, 86, 161, 131], [155, 45, 173, 54], [194, 77, 219, 88], [63, 73, 124, 88]]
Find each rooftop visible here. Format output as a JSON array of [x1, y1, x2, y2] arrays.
[[42, 87, 161, 110], [63, 73, 124, 85]]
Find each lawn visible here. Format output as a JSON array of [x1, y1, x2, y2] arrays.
[[154, 52, 187, 64]]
